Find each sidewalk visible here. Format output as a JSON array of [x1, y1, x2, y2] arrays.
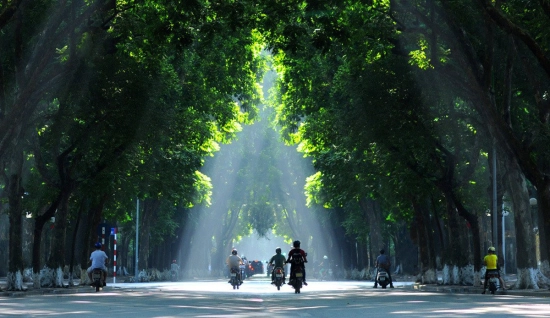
[[412, 283, 550, 298], [0, 275, 135, 297], [409, 273, 550, 298], [0, 278, 102, 297]]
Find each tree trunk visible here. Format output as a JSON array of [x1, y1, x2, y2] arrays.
[[411, 198, 437, 284], [138, 199, 159, 271], [395, 224, 417, 275], [67, 200, 85, 286], [442, 196, 470, 285], [46, 189, 72, 287], [180, 218, 195, 274], [358, 198, 383, 266], [535, 181, 550, 276], [6, 151, 25, 291], [504, 158, 539, 288], [31, 195, 61, 288], [79, 198, 101, 284]]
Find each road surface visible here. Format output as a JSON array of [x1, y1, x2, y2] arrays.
[[1, 277, 548, 317]]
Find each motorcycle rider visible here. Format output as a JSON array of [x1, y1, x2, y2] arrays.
[[319, 255, 329, 279], [373, 249, 394, 288], [170, 260, 180, 280], [268, 247, 287, 284], [481, 246, 507, 294], [241, 255, 249, 279], [87, 242, 109, 286], [286, 240, 308, 286], [226, 249, 243, 284]]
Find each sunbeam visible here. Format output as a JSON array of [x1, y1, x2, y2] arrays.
[[178, 69, 341, 281]]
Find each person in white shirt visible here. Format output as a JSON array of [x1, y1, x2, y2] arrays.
[[226, 249, 243, 284], [87, 242, 109, 285], [170, 260, 180, 280]]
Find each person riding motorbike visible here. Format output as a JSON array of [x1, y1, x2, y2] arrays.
[[286, 240, 308, 286], [241, 255, 249, 279], [269, 247, 287, 284], [481, 246, 507, 294], [319, 255, 329, 278], [373, 249, 394, 288], [170, 260, 180, 280], [87, 242, 109, 286], [226, 249, 243, 284]]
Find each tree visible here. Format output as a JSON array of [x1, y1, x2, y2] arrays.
[[2, 0, 266, 287], [266, 0, 494, 285]]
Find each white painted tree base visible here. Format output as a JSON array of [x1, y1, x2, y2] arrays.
[[6, 271, 25, 291], [442, 264, 475, 285], [416, 268, 437, 284], [35, 267, 65, 287], [514, 267, 550, 289], [539, 260, 550, 281]]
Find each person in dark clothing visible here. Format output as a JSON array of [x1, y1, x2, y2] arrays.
[[286, 240, 308, 285], [269, 247, 287, 284], [373, 249, 394, 288]]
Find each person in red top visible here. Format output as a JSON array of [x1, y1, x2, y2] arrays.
[[286, 240, 308, 285]]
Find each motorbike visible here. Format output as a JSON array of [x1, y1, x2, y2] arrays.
[[289, 266, 304, 294], [266, 262, 274, 278], [230, 267, 241, 290], [318, 266, 333, 281], [376, 267, 390, 289], [486, 270, 500, 294], [239, 264, 246, 281], [91, 268, 104, 292], [272, 266, 285, 291]]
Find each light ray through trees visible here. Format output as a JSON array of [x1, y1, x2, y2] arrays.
[[179, 69, 339, 278]]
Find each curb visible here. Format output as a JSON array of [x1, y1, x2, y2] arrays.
[[1, 285, 106, 297], [412, 283, 550, 298]]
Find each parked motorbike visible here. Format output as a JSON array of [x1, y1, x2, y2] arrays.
[[230, 267, 241, 290], [91, 268, 104, 292], [272, 267, 285, 291], [376, 267, 390, 289], [486, 270, 500, 294]]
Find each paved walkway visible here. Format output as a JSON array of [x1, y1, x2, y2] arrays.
[[413, 283, 550, 298], [408, 273, 550, 298]]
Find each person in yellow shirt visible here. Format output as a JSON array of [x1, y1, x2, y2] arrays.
[[481, 246, 507, 294]]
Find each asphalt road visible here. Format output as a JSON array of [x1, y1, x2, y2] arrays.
[[1, 277, 549, 317]]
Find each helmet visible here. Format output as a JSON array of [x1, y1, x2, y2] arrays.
[[488, 246, 496, 253], [94, 242, 102, 249], [232, 249, 238, 255], [276, 247, 282, 254], [173, 260, 176, 263], [323, 255, 328, 259], [293, 240, 301, 248]]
